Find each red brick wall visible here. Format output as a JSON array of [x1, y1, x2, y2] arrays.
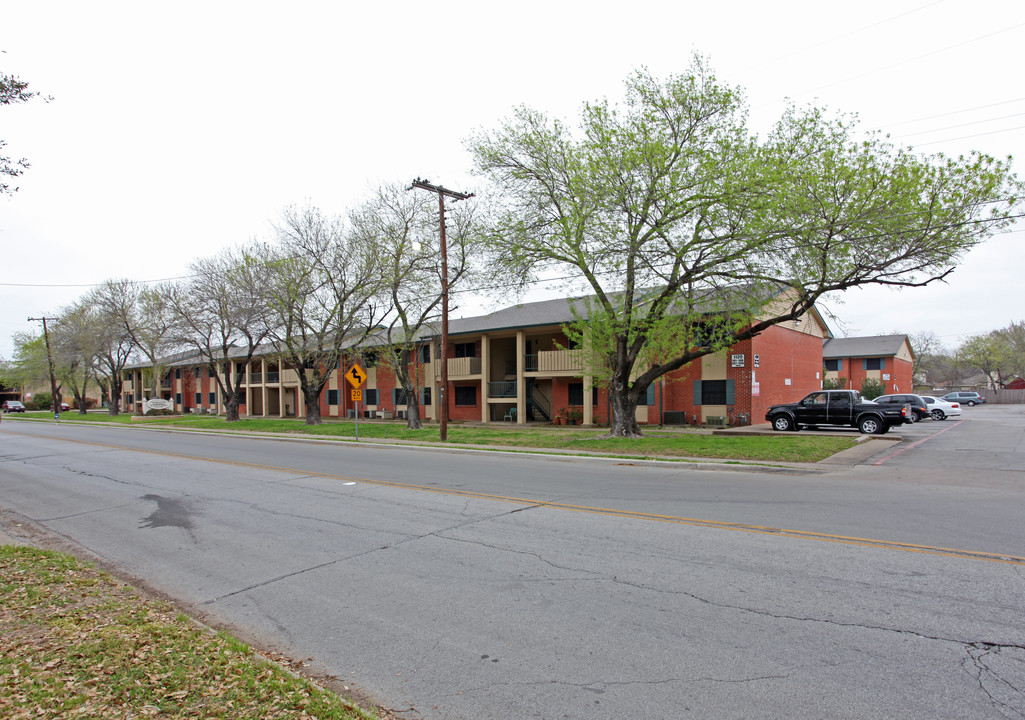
[[750, 327, 823, 419], [835, 356, 913, 396]]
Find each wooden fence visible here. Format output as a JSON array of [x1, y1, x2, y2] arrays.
[[983, 389, 1025, 404]]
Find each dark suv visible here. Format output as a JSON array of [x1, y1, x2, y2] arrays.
[[942, 391, 985, 406], [874, 393, 930, 422]]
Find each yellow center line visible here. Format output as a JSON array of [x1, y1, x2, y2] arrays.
[[8, 428, 1025, 566]]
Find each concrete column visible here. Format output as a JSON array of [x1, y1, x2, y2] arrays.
[[583, 373, 594, 426], [481, 334, 490, 423], [261, 358, 269, 417], [516, 330, 526, 424]]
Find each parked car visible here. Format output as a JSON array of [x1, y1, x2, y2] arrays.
[[873, 393, 930, 422], [765, 389, 911, 434], [2, 400, 26, 413], [941, 391, 985, 406], [50, 402, 71, 412], [920, 395, 962, 420]]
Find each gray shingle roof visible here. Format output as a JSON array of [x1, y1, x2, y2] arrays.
[[822, 334, 909, 359]]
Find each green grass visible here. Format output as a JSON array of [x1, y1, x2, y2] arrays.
[[10, 411, 858, 463], [0, 546, 381, 719]]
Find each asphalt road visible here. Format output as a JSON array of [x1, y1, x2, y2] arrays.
[[1, 408, 1024, 719]]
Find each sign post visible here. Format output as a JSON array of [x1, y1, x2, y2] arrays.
[[345, 362, 366, 441]]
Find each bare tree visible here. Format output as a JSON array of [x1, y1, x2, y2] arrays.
[[261, 205, 384, 425], [1, 65, 49, 195], [349, 184, 485, 429], [95, 279, 179, 401], [165, 245, 271, 421], [85, 287, 135, 415]]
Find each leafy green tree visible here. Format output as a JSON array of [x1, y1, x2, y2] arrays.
[[51, 302, 103, 414], [957, 332, 1014, 389], [468, 57, 1022, 436]]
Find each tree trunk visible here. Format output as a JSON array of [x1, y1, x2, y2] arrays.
[[405, 395, 423, 430], [608, 381, 643, 438], [303, 386, 323, 425], [393, 360, 424, 430], [225, 396, 241, 422]]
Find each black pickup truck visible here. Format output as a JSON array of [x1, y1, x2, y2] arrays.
[[765, 389, 911, 434]]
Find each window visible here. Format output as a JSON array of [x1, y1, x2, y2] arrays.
[[638, 384, 655, 406], [392, 388, 410, 406], [824, 358, 841, 372], [362, 350, 379, 368], [568, 383, 601, 406], [454, 342, 475, 358], [365, 389, 379, 405], [209, 392, 216, 405], [421, 387, 431, 405], [419, 345, 431, 363], [693, 379, 735, 405], [327, 389, 339, 405], [195, 392, 202, 405], [175, 368, 182, 379], [454, 385, 476, 406], [127, 394, 134, 405], [864, 358, 883, 371], [568, 383, 583, 406], [174, 393, 182, 405]]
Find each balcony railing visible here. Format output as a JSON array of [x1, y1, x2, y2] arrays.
[[536, 349, 583, 373], [248, 372, 262, 384], [266, 371, 279, 383], [448, 356, 482, 377], [488, 381, 517, 399]]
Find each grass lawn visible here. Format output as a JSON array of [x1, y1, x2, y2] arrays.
[[10, 412, 858, 463], [0, 546, 382, 719]]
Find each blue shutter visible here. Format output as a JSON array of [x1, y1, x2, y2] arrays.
[[693, 380, 702, 405], [726, 379, 735, 405], [646, 384, 655, 406]]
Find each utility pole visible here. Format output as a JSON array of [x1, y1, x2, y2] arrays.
[[27, 316, 61, 422], [409, 178, 474, 442]]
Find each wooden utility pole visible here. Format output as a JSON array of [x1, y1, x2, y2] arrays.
[[409, 178, 474, 442], [27, 316, 61, 422]]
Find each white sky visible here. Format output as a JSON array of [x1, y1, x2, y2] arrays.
[[2, 0, 1023, 359]]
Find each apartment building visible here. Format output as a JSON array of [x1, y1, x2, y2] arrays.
[[123, 291, 832, 426]]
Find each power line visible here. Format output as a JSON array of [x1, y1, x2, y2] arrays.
[[882, 97, 1025, 129], [783, 21, 1025, 102]]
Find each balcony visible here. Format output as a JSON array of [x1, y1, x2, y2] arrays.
[[266, 371, 280, 384], [488, 381, 517, 399], [248, 372, 263, 384], [534, 349, 583, 373], [448, 356, 482, 378]]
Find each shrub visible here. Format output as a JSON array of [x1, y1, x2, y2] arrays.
[[27, 392, 52, 411], [860, 378, 885, 400]]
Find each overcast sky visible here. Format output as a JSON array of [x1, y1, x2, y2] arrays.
[[2, 0, 1023, 359]]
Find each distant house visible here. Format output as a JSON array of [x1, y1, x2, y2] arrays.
[[822, 335, 914, 396], [1004, 376, 1025, 390]]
